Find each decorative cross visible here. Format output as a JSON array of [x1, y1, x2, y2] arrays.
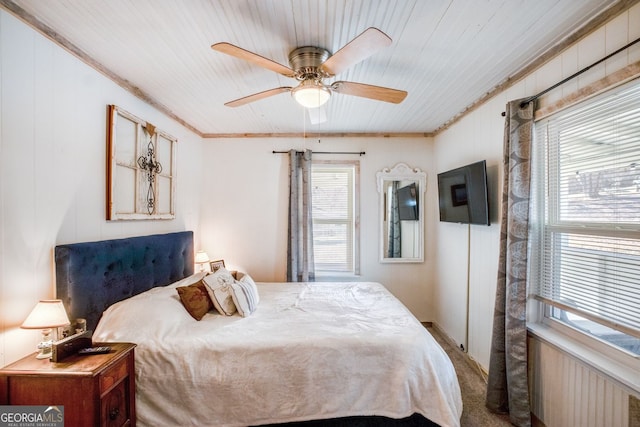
[[137, 124, 163, 214]]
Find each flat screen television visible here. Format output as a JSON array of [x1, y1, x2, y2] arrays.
[[396, 182, 418, 220], [437, 160, 490, 225]]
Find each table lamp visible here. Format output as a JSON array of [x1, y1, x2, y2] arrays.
[[21, 299, 71, 359], [195, 250, 210, 272]]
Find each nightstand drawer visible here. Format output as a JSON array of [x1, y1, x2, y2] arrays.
[[101, 379, 130, 426], [100, 357, 128, 394]]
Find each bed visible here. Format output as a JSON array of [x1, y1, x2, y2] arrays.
[[55, 231, 462, 427]]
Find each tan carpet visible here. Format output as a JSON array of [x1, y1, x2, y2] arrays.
[[427, 326, 513, 427]]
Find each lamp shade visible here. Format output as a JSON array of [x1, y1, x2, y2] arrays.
[[21, 300, 70, 329], [292, 80, 331, 108], [195, 250, 210, 264]]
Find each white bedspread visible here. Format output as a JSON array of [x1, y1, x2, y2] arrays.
[[93, 274, 462, 427]]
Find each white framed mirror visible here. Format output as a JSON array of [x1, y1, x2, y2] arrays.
[[376, 163, 426, 263]]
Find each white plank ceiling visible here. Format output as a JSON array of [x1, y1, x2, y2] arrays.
[[1, 0, 628, 136]]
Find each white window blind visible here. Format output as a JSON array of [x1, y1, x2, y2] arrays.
[[531, 79, 640, 341], [311, 165, 356, 272]]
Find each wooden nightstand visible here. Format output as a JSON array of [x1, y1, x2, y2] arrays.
[[0, 342, 136, 427]]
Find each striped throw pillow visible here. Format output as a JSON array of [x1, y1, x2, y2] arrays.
[[229, 274, 259, 317]]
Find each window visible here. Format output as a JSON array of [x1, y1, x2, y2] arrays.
[[311, 161, 360, 274], [530, 79, 640, 356], [107, 105, 176, 220]]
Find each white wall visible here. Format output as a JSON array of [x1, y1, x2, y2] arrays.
[[200, 137, 436, 320], [0, 10, 203, 366], [432, 0, 640, 392]]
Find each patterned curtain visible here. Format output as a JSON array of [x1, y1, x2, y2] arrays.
[[387, 181, 401, 258], [287, 149, 315, 282], [485, 99, 533, 427]]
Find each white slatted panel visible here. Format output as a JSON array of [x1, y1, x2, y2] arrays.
[[6, 0, 622, 135], [529, 337, 630, 427]]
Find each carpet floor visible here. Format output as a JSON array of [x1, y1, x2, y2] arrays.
[[427, 327, 513, 427]]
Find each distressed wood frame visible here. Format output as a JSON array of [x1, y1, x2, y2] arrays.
[[106, 105, 177, 220]]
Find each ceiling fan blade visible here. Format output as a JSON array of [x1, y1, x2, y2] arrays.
[[331, 81, 407, 104], [212, 42, 295, 78], [321, 27, 392, 76], [225, 87, 293, 107]]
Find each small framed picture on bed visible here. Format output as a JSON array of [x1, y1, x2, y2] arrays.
[[209, 259, 225, 272]]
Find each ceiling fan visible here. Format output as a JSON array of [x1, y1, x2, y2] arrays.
[[211, 27, 408, 111]]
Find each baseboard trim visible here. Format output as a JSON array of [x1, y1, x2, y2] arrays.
[[429, 322, 488, 381]]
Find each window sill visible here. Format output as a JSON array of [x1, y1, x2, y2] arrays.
[[528, 322, 640, 394], [314, 272, 360, 282]]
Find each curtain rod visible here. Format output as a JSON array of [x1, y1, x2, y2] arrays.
[[501, 36, 640, 116], [272, 150, 365, 156]]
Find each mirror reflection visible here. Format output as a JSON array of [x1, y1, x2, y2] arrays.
[[377, 164, 426, 263], [383, 180, 420, 258]]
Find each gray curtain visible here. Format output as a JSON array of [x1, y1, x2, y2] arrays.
[[485, 99, 533, 427], [287, 149, 315, 282], [387, 181, 401, 258]]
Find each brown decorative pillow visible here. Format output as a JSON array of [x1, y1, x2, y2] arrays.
[[176, 280, 213, 320]]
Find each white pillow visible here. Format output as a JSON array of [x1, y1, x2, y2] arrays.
[[229, 274, 259, 317], [203, 268, 237, 316]]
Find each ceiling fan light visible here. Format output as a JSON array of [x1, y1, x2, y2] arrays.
[[292, 81, 331, 108]]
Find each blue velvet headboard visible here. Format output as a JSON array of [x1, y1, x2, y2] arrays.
[[55, 231, 194, 331]]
